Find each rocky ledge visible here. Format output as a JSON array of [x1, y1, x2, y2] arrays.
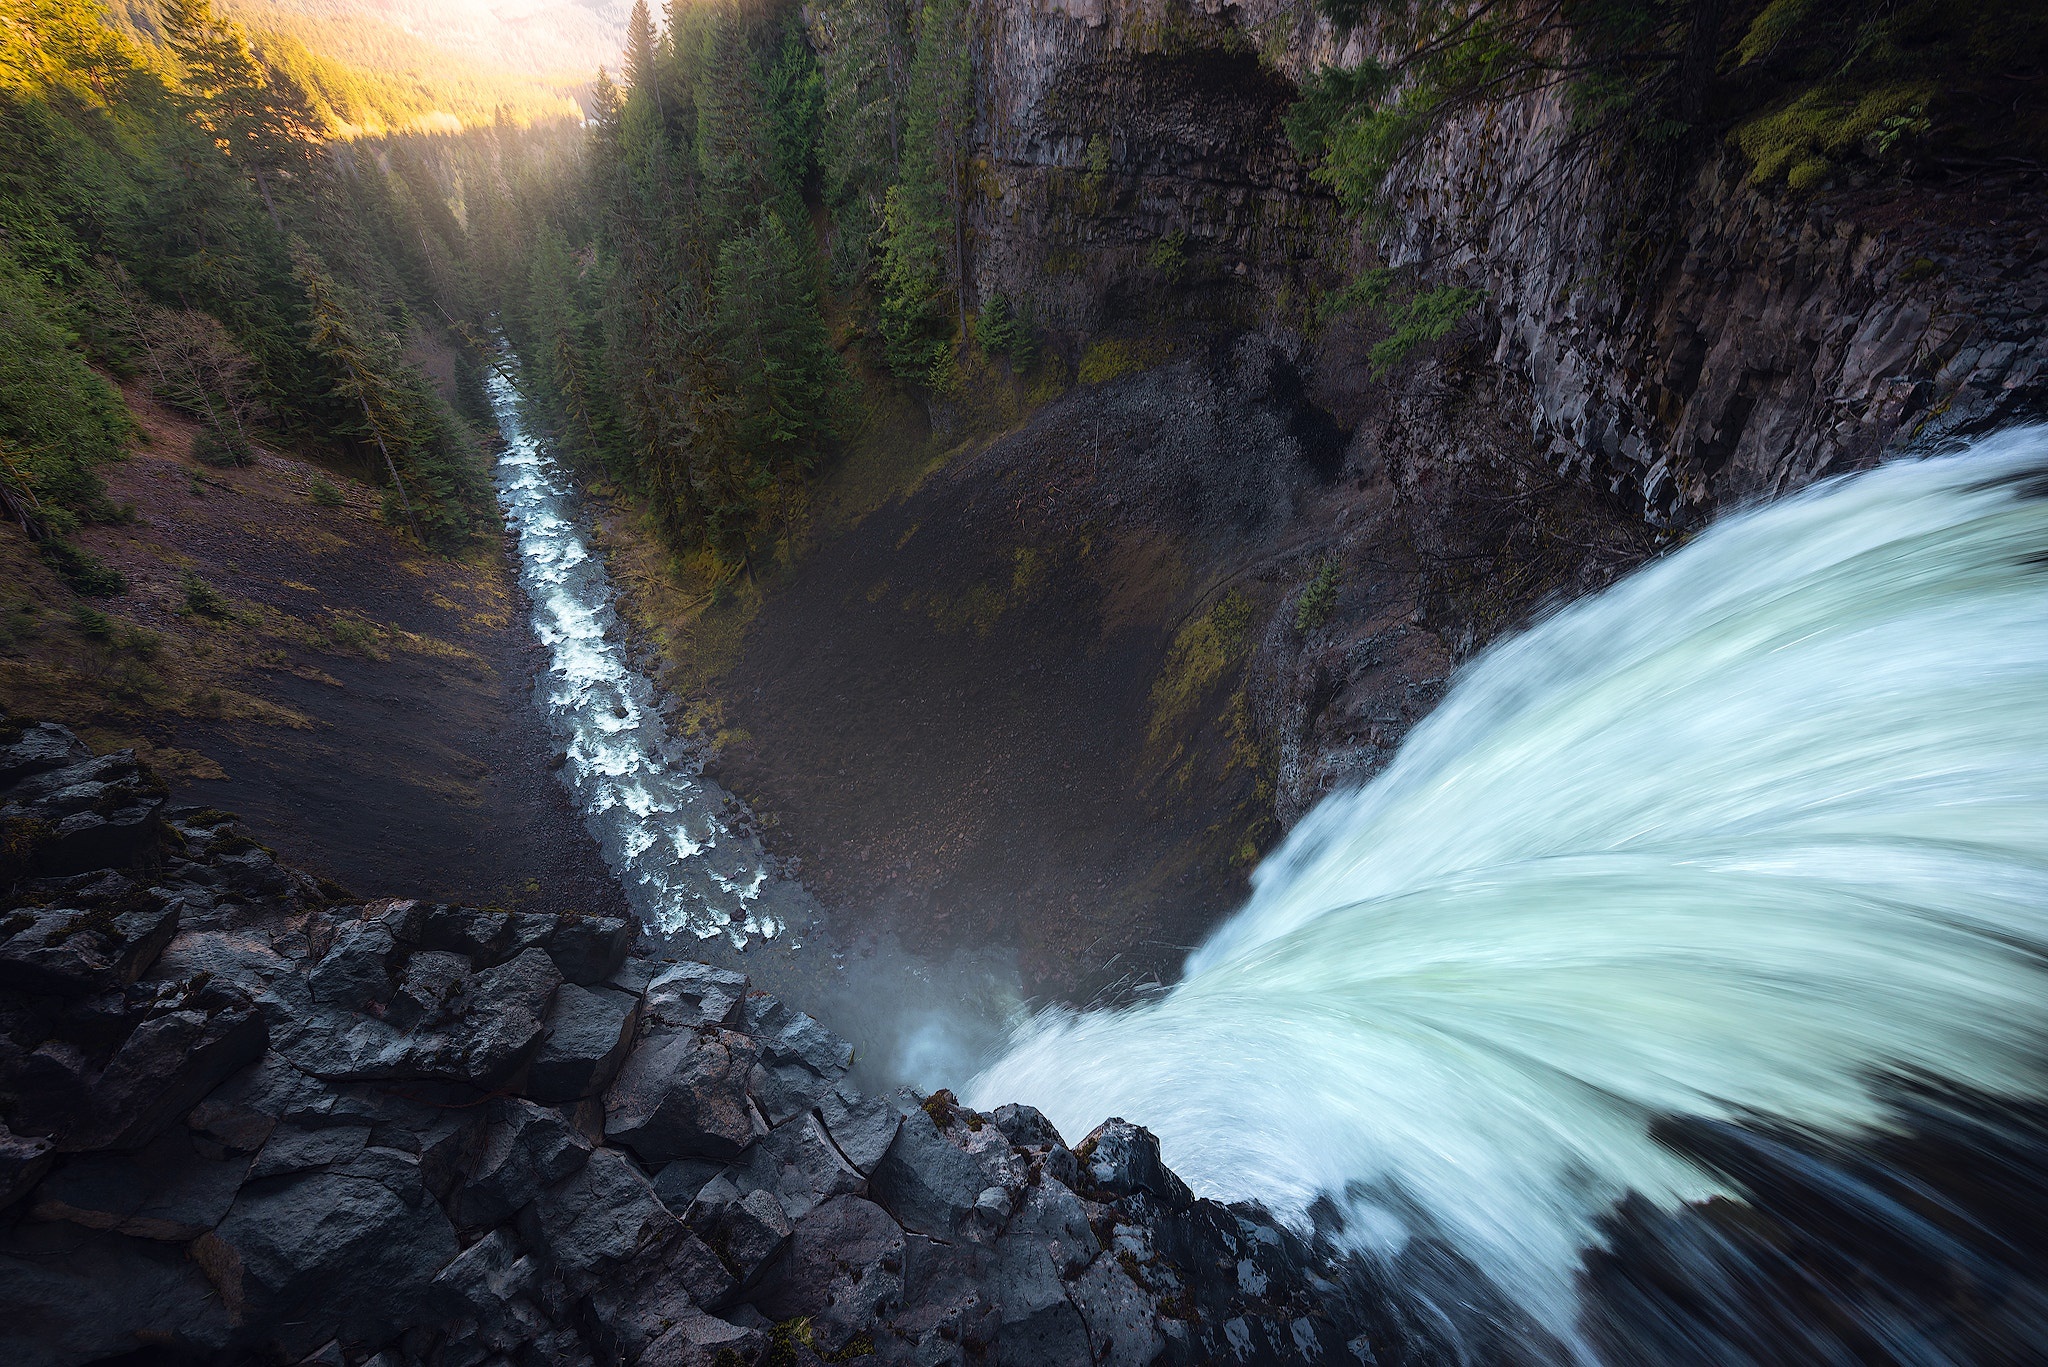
[[0, 722, 1381, 1367]]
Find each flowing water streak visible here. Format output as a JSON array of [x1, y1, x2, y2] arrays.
[[488, 372, 779, 944], [970, 430, 2048, 1345]]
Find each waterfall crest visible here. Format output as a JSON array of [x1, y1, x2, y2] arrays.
[[970, 431, 2048, 1346]]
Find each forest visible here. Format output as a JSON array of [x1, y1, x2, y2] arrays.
[[0, 0, 533, 591]]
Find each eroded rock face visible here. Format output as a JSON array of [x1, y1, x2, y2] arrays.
[[0, 726, 1377, 1365]]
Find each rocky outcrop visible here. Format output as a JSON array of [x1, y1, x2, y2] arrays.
[[0, 723, 1387, 1366], [962, 0, 2048, 523]]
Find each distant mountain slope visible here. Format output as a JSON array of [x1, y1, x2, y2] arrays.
[[231, 0, 630, 79], [108, 0, 614, 134]]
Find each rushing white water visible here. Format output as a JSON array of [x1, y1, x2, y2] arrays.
[[488, 372, 782, 944], [970, 430, 2048, 1345]]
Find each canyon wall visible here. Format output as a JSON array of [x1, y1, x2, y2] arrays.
[[964, 0, 2048, 523], [951, 0, 2048, 825]]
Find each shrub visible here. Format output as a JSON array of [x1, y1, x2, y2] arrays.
[[1295, 556, 1342, 632], [179, 571, 231, 619], [307, 476, 344, 508], [1147, 230, 1187, 280], [192, 427, 256, 468], [39, 540, 126, 596]]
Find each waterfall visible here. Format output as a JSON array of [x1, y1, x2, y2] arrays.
[[970, 429, 2048, 1357]]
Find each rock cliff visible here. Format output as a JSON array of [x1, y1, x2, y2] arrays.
[[0, 722, 1389, 1366], [946, 0, 2048, 826]]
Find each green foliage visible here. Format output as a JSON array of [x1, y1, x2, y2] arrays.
[[1369, 285, 1484, 375], [975, 291, 1036, 367], [40, 540, 127, 596], [178, 569, 230, 618], [1147, 230, 1187, 280], [876, 0, 971, 381], [0, 0, 493, 552], [307, 475, 344, 507], [1725, 0, 2045, 187], [1295, 556, 1341, 632], [712, 209, 845, 487]]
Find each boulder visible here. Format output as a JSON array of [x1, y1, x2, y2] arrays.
[[1001, 1178, 1097, 1278], [0, 894, 179, 996], [1070, 1255, 1165, 1367], [528, 982, 638, 1102], [750, 1195, 905, 1352], [247, 1122, 370, 1181], [604, 1026, 760, 1164], [730, 1113, 865, 1223], [0, 1220, 232, 1366], [193, 1170, 460, 1359], [709, 1186, 792, 1287], [305, 920, 398, 1012], [818, 1087, 901, 1175], [989, 1103, 1066, 1151], [273, 946, 560, 1086], [539, 913, 633, 984], [518, 1146, 678, 1289], [644, 963, 748, 1029], [652, 1155, 728, 1213], [69, 981, 267, 1151], [583, 1227, 738, 1361], [0, 723, 91, 783], [429, 1228, 540, 1348], [30, 1129, 247, 1239], [449, 1097, 592, 1230], [638, 1310, 763, 1367], [756, 1008, 855, 1076], [868, 1103, 989, 1237], [749, 1058, 838, 1126], [1078, 1119, 1194, 1209]]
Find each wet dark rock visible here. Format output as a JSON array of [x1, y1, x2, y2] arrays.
[[1072, 1254, 1165, 1366], [0, 724, 1380, 1365], [604, 1025, 760, 1164], [1079, 1117, 1195, 1209], [518, 1146, 677, 1290], [868, 1102, 992, 1238], [749, 1194, 904, 1351], [193, 1169, 460, 1359], [989, 1102, 1065, 1151], [529, 981, 638, 1102], [643, 962, 747, 1028], [450, 1096, 592, 1230]]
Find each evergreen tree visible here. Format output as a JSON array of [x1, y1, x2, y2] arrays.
[[876, 0, 969, 381]]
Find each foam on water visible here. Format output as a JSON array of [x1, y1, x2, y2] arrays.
[[488, 371, 780, 944], [970, 431, 2048, 1346]]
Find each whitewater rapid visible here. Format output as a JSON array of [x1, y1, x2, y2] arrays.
[[970, 431, 2048, 1348], [488, 372, 781, 945]]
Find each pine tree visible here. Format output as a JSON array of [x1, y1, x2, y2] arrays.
[[876, 0, 970, 381], [713, 207, 841, 480]]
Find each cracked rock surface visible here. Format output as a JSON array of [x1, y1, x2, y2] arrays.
[[1, 722, 1390, 1366]]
